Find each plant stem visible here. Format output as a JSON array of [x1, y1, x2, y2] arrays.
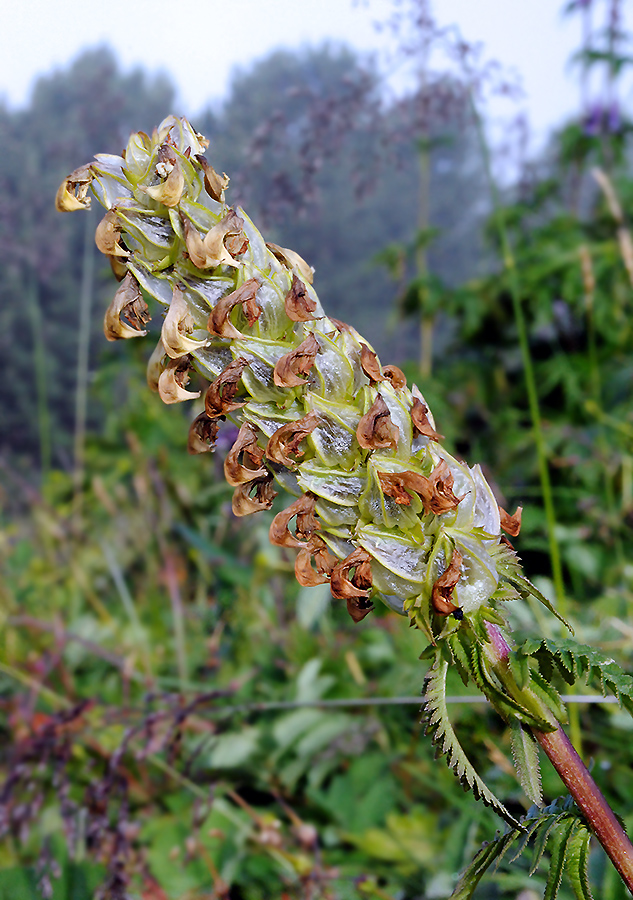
[[73, 212, 95, 525], [417, 142, 433, 378], [26, 270, 51, 474], [486, 624, 633, 892], [469, 96, 584, 752], [534, 725, 633, 895]]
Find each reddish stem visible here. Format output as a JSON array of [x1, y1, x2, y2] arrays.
[[485, 624, 633, 893], [534, 725, 633, 895]]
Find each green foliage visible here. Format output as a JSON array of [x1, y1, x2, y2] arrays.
[[449, 796, 594, 900], [423, 655, 518, 827], [516, 639, 633, 715]]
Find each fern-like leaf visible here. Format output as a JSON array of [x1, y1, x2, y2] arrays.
[[518, 639, 633, 715], [422, 656, 519, 827]]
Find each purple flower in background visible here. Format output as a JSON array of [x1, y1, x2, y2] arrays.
[[608, 101, 622, 133], [582, 100, 623, 136], [583, 102, 603, 136]]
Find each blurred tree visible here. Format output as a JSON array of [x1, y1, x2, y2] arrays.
[[197, 45, 488, 362], [0, 47, 175, 470]]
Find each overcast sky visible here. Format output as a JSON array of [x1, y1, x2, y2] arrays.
[[0, 0, 603, 146]]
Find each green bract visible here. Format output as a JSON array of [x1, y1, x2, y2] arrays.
[[58, 115, 524, 636]]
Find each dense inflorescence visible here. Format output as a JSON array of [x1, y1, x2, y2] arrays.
[[57, 115, 524, 638]]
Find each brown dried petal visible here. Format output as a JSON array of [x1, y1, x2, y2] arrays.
[[162, 286, 207, 358], [266, 242, 314, 284], [273, 334, 320, 388], [346, 597, 376, 623], [411, 398, 443, 441], [188, 413, 221, 454], [224, 423, 267, 486], [284, 274, 318, 322], [55, 164, 93, 212], [109, 255, 128, 281], [330, 549, 374, 623], [103, 273, 150, 341], [269, 494, 320, 549], [232, 476, 277, 517], [195, 154, 230, 202], [157, 357, 201, 404], [360, 343, 384, 384], [182, 217, 209, 268], [95, 210, 128, 258], [427, 460, 461, 515], [146, 158, 185, 207], [330, 548, 373, 600], [294, 536, 338, 586], [205, 358, 248, 417], [328, 317, 353, 333], [356, 394, 399, 450], [379, 464, 460, 516], [377, 471, 418, 506], [205, 210, 245, 266], [431, 548, 463, 616], [147, 339, 167, 393], [499, 505, 522, 537], [383, 365, 407, 391], [224, 231, 249, 257], [295, 536, 337, 587], [295, 549, 330, 586], [265, 412, 320, 468], [208, 279, 261, 338], [184, 210, 245, 269]]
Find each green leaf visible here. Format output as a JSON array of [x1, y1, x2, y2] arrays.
[[448, 832, 516, 900], [518, 639, 633, 715], [508, 650, 531, 691], [423, 655, 519, 827], [509, 720, 543, 807], [566, 824, 594, 900], [545, 818, 580, 900], [505, 570, 574, 634]]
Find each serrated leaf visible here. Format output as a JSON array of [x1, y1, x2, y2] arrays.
[[510, 720, 543, 807], [509, 650, 531, 691], [530, 815, 564, 875], [518, 639, 633, 715], [545, 818, 580, 900], [467, 641, 556, 731], [503, 569, 573, 634], [529, 668, 568, 724], [566, 824, 594, 900], [449, 833, 516, 900], [422, 655, 520, 827], [450, 796, 587, 900]]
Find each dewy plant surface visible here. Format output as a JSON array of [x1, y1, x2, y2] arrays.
[[57, 114, 528, 639]]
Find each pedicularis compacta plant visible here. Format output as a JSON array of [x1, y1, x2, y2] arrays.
[[58, 116, 633, 897]]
